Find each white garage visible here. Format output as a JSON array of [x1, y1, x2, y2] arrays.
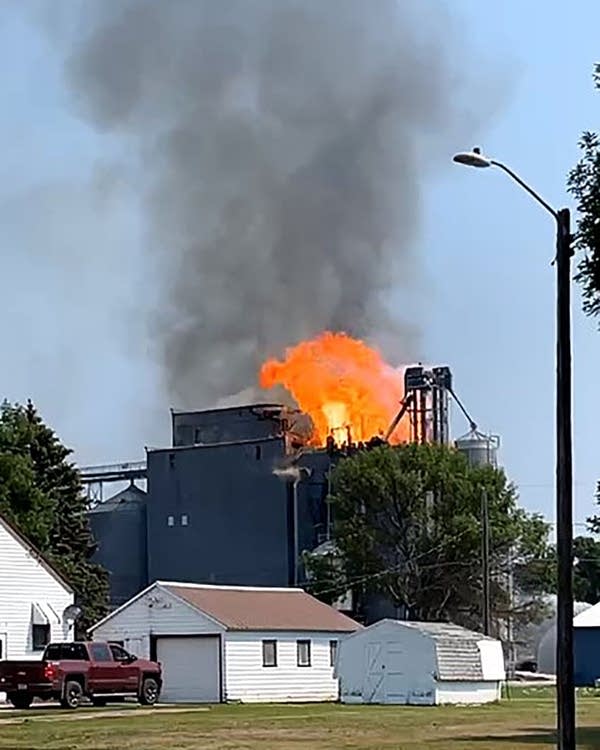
[[89, 580, 359, 703], [336, 619, 505, 705]]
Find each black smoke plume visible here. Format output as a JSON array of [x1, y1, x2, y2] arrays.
[[64, 0, 482, 408]]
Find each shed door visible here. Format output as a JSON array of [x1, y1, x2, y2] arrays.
[[383, 644, 409, 704], [363, 642, 386, 703], [362, 640, 409, 704], [157, 636, 220, 703]]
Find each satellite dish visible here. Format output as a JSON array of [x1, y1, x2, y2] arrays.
[[62, 604, 82, 623]]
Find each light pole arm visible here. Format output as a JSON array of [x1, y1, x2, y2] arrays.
[[490, 160, 558, 220]]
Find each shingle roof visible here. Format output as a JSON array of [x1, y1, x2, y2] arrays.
[[400, 621, 493, 681], [164, 582, 361, 633]]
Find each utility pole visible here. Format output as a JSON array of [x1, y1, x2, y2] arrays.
[[481, 489, 491, 636], [555, 207, 575, 750], [506, 548, 515, 674], [453, 149, 576, 750]]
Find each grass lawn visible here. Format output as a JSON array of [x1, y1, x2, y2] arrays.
[[1, 694, 600, 750]]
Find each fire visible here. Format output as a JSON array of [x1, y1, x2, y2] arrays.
[[259, 331, 408, 445]]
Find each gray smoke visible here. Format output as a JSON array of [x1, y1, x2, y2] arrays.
[[63, 0, 478, 409]]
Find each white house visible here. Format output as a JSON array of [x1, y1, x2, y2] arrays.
[[89, 580, 360, 703], [336, 619, 505, 705], [0, 514, 74, 662]]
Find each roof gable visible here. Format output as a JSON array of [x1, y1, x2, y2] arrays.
[[574, 602, 600, 627], [90, 580, 361, 634], [0, 514, 73, 594]]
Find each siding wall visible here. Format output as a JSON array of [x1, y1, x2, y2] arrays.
[[337, 622, 436, 705], [436, 681, 501, 704], [574, 627, 600, 686], [224, 631, 341, 703], [146, 439, 293, 587], [0, 521, 73, 661], [91, 586, 225, 658]]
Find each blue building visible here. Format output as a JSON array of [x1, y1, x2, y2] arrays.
[[147, 405, 294, 587], [92, 404, 333, 606], [573, 604, 600, 686]]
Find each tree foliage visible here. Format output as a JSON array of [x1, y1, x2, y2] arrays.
[[568, 64, 600, 319], [564, 482, 600, 605], [0, 400, 108, 633], [305, 443, 552, 634]]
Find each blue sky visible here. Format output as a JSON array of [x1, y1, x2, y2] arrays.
[[423, 0, 600, 529], [0, 2, 598, 528]]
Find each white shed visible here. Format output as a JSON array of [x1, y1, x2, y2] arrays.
[[336, 619, 505, 705], [89, 581, 360, 703], [0, 514, 74, 663]]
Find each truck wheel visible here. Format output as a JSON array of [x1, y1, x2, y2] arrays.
[[61, 680, 84, 710], [8, 693, 32, 710], [139, 677, 159, 706]]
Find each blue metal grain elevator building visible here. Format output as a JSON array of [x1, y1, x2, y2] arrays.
[[145, 404, 329, 588]]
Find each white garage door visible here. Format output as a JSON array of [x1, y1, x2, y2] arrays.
[[157, 636, 220, 703]]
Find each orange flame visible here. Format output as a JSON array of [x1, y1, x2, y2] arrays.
[[259, 331, 408, 445]]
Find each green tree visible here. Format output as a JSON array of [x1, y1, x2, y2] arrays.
[[568, 64, 600, 319], [564, 483, 600, 605], [572, 536, 600, 604], [0, 400, 108, 633], [305, 443, 552, 634]]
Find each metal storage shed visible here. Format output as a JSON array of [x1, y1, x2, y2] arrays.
[[571, 602, 600, 686], [336, 619, 505, 705], [89, 581, 360, 703]]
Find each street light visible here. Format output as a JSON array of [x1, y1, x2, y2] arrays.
[[454, 146, 574, 750]]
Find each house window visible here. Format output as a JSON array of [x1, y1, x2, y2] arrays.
[[297, 639, 311, 667], [167, 515, 175, 527], [181, 514, 189, 526], [329, 640, 338, 667], [262, 640, 277, 667], [32, 624, 50, 651]]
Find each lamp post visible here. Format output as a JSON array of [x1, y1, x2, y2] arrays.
[[453, 147, 574, 750]]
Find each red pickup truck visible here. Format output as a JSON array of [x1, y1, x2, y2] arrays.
[[0, 641, 162, 709]]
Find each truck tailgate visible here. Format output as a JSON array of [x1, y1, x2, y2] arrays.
[[0, 661, 46, 690]]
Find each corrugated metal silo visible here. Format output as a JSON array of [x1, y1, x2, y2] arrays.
[[455, 430, 500, 468], [89, 483, 148, 608]]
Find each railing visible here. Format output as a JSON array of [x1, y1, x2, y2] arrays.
[[78, 460, 147, 484]]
